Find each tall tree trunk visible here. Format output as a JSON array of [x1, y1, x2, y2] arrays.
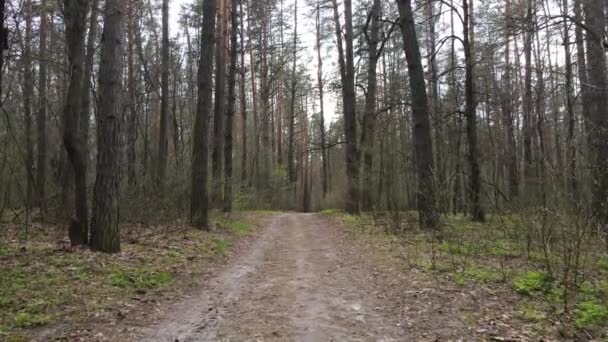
[[287, 0, 298, 186], [427, 0, 443, 212], [463, 0, 485, 221], [502, 0, 518, 201], [23, 0, 34, 214], [523, 0, 534, 197], [361, 0, 380, 211], [344, 0, 359, 214], [259, 14, 271, 191], [224, 0, 238, 212], [561, 0, 577, 199], [239, 0, 248, 186], [37, 0, 49, 215], [157, 0, 169, 188], [332, 0, 360, 214], [63, 0, 90, 246], [213, 0, 227, 205], [81, 0, 100, 190], [315, 1, 328, 198], [90, 0, 127, 253], [127, 0, 138, 185], [584, 0, 608, 231], [396, 0, 439, 229], [574, 0, 591, 150], [191, 0, 217, 229]]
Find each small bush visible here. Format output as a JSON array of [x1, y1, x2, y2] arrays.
[[13, 312, 50, 328], [575, 301, 608, 328], [513, 271, 550, 295], [109, 269, 172, 290]]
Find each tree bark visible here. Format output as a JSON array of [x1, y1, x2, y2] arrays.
[[463, 0, 485, 221], [127, 0, 138, 185], [224, 0, 239, 212], [191, 0, 217, 229], [315, 1, 328, 199], [213, 0, 227, 206], [360, 0, 380, 211], [396, 0, 439, 229], [157, 0, 170, 188], [63, 0, 90, 246], [584, 0, 608, 230], [502, 0, 518, 201], [90, 0, 127, 253], [23, 0, 35, 213], [36, 0, 49, 215], [288, 0, 298, 185], [239, 0, 248, 186]]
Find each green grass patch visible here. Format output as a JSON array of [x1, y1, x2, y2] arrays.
[[212, 239, 233, 255], [320, 209, 342, 215], [516, 304, 546, 322], [513, 271, 551, 295], [450, 266, 504, 285], [575, 301, 608, 328], [109, 268, 172, 290], [12, 312, 50, 328]]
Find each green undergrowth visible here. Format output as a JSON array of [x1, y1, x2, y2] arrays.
[[334, 210, 608, 336], [0, 212, 264, 340]]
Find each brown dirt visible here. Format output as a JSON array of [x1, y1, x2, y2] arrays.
[[52, 213, 556, 341], [87, 212, 543, 342]]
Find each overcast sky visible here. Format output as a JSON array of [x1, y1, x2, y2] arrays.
[[168, 0, 340, 126]]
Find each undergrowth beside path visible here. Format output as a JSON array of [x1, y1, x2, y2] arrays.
[[0, 212, 266, 341], [322, 210, 608, 340]]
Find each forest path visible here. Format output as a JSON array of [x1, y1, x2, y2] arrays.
[[138, 213, 419, 341]]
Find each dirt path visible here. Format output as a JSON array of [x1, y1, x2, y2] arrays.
[[133, 213, 532, 341]]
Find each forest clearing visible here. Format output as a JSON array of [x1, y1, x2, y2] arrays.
[[1, 0, 608, 339]]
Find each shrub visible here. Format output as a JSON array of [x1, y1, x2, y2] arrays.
[[575, 301, 608, 328], [513, 271, 550, 295]]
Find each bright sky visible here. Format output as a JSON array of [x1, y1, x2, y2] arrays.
[[169, 0, 339, 126]]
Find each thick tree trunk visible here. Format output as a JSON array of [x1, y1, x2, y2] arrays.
[[212, 0, 227, 206], [63, 0, 90, 246], [332, 0, 359, 214], [90, 0, 127, 253], [396, 0, 439, 229], [157, 0, 169, 188], [361, 0, 380, 211], [224, 0, 238, 212], [191, 0, 217, 229], [81, 0, 100, 188], [584, 0, 608, 231], [463, 0, 485, 221]]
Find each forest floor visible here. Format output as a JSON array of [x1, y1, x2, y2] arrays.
[[3, 211, 607, 341], [83, 213, 563, 341]]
